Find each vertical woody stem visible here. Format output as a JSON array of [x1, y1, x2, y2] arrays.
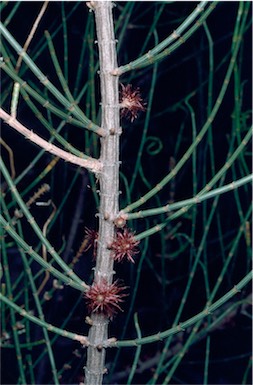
[[84, 2, 120, 385]]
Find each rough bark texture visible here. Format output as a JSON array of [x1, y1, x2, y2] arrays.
[[84, 2, 120, 385]]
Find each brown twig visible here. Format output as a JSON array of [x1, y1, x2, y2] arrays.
[[15, 1, 49, 74], [0, 138, 16, 180], [0, 108, 102, 174]]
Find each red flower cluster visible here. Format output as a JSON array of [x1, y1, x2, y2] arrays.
[[120, 84, 145, 122], [85, 279, 127, 318], [110, 228, 140, 263]]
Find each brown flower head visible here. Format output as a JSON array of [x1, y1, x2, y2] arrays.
[[110, 227, 140, 263], [120, 84, 145, 122], [85, 279, 127, 318]]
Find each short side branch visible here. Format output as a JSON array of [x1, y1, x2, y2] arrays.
[[0, 108, 102, 174]]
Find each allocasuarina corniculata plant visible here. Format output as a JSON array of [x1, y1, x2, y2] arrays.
[[0, 2, 251, 385]]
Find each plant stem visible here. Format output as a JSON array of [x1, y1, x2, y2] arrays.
[[84, 2, 120, 385]]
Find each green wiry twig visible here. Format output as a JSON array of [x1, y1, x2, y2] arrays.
[[123, 174, 252, 220], [0, 214, 86, 292], [0, 293, 89, 346], [0, 54, 97, 131], [122, 6, 249, 214], [0, 22, 105, 136], [160, 205, 252, 383], [20, 93, 92, 160], [127, 313, 142, 385], [61, 3, 68, 82], [7, 69, 97, 162], [10, 82, 20, 118], [135, 126, 252, 241], [0, 157, 89, 291], [113, 1, 216, 75], [44, 30, 75, 104], [151, 75, 251, 382], [129, 31, 158, 193], [1, 224, 27, 384], [107, 271, 252, 347], [16, 221, 59, 384]]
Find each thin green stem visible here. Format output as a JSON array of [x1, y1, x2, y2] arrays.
[[0, 293, 88, 345], [127, 313, 142, 385], [129, 32, 158, 193], [162, 205, 252, 384], [61, 3, 68, 82], [16, 221, 59, 384], [115, 1, 213, 74], [0, 214, 85, 292], [0, 60, 102, 133], [134, 125, 252, 241], [125, 174, 252, 221], [1, 223, 27, 384], [44, 30, 74, 103], [109, 271, 252, 347], [0, 22, 104, 136], [122, 10, 249, 213], [0, 158, 89, 289]]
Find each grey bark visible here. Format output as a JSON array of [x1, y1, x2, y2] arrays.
[[84, 2, 120, 385]]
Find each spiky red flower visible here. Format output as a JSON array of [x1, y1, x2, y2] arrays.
[[85, 279, 127, 318], [110, 227, 140, 263], [83, 227, 98, 259], [120, 84, 145, 122]]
